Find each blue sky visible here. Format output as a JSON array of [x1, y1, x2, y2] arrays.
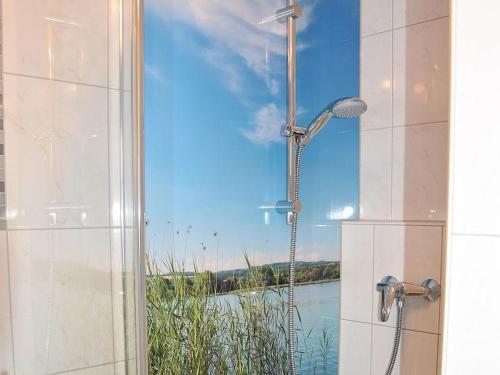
[[144, 0, 360, 271]]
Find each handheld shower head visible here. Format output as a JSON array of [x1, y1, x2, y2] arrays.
[[299, 97, 367, 146]]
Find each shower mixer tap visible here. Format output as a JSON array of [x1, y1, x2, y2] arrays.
[[376, 276, 441, 322]]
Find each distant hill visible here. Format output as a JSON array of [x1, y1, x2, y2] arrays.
[[161, 260, 338, 279]]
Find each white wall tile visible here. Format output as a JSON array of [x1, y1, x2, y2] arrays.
[[8, 229, 114, 374], [361, 0, 392, 37], [393, 18, 449, 127], [0, 318, 14, 375], [370, 324, 401, 375], [393, 0, 449, 28], [3, 0, 108, 86], [4, 74, 110, 229], [339, 320, 372, 375], [373, 225, 442, 333], [360, 32, 392, 131], [443, 235, 500, 374], [371, 325, 438, 375], [360, 129, 392, 220], [451, 14, 500, 235], [392, 123, 448, 221], [0, 232, 10, 320], [341, 224, 374, 323]]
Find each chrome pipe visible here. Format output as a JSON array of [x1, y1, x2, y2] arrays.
[[286, 0, 297, 224]]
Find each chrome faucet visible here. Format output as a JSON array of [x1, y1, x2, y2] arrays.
[[376, 276, 441, 322]]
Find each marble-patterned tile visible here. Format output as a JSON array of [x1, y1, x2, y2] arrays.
[[371, 325, 438, 375], [341, 224, 374, 323], [372, 225, 443, 333], [0, 318, 15, 375], [393, 18, 449, 127], [0, 232, 10, 320], [4, 74, 109, 229], [360, 128, 392, 220], [393, 0, 449, 28], [361, 0, 392, 37], [339, 320, 372, 375], [360, 31, 393, 131], [391, 123, 448, 221], [3, 0, 108, 86], [8, 229, 114, 374], [65, 363, 115, 375]]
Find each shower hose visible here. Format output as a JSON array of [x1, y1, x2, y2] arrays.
[[385, 299, 404, 375], [287, 145, 404, 375], [288, 144, 304, 375]]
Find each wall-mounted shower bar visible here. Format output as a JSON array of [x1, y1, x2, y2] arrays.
[[286, 0, 300, 224]]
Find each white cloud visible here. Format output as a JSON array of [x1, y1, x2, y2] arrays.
[[242, 103, 284, 145], [145, 63, 168, 85], [147, 0, 314, 96]]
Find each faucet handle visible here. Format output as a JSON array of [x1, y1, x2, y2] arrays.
[[421, 279, 441, 302], [376, 276, 399, 322]]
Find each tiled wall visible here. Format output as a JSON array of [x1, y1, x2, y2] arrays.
[[359, 0, 449, 221], [442, 1, 500, 373], [0, 1, 136, 375], [340, 221, 445, 375], [339, 1, 450, 374]]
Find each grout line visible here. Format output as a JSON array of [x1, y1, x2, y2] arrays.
[[452, 232, 500, 238], [6, 225, 131, 232], [361, 120, 449, 133], [47, 361, 116, 375], [5, 230, 17, 374], [362, 15, 449, 39], [106, 3, 117, 375], [390, 18, 394, 221], [3, 71, 121, 91], [342, 318, 440, 336]]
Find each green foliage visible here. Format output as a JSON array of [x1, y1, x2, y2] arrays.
[[147, 258, 334, 375]]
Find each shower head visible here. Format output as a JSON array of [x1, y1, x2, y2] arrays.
[[299, 97, 367, 146]]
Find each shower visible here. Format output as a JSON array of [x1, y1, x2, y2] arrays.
[[266, 2, 367, 374]]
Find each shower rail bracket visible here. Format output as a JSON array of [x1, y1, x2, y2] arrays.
[[260, 4, 302, 25], [281, 124, 307, 138]]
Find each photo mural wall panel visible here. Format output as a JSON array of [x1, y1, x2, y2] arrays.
[[145, 1, 359, 374]]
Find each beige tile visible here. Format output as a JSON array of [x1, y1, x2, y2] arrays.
[[0, 232, 10, 320], [65, 363, 115, 375], [8, 229, 114, 374], [372, 225, 442, 333], [360, 32, 392, 130], [361, 0, 392, 37], [393, 0, 449, 28], [339, 320, 372, 375], [3, 0, 108, 86], [0, 318, 15, 375], [444, 235, 500, 374], [391, 123, 448, 221], [4, 75, 109, 229], [360, 129, 392, 220], [393, 18, 449, 126], [341, 224, 374, 323], [371, 325, 438, 375]]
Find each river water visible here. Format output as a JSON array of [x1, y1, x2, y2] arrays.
[[217, 281, 340, 375]]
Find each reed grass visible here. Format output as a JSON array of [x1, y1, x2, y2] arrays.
[[147, 256, 332, 374]]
